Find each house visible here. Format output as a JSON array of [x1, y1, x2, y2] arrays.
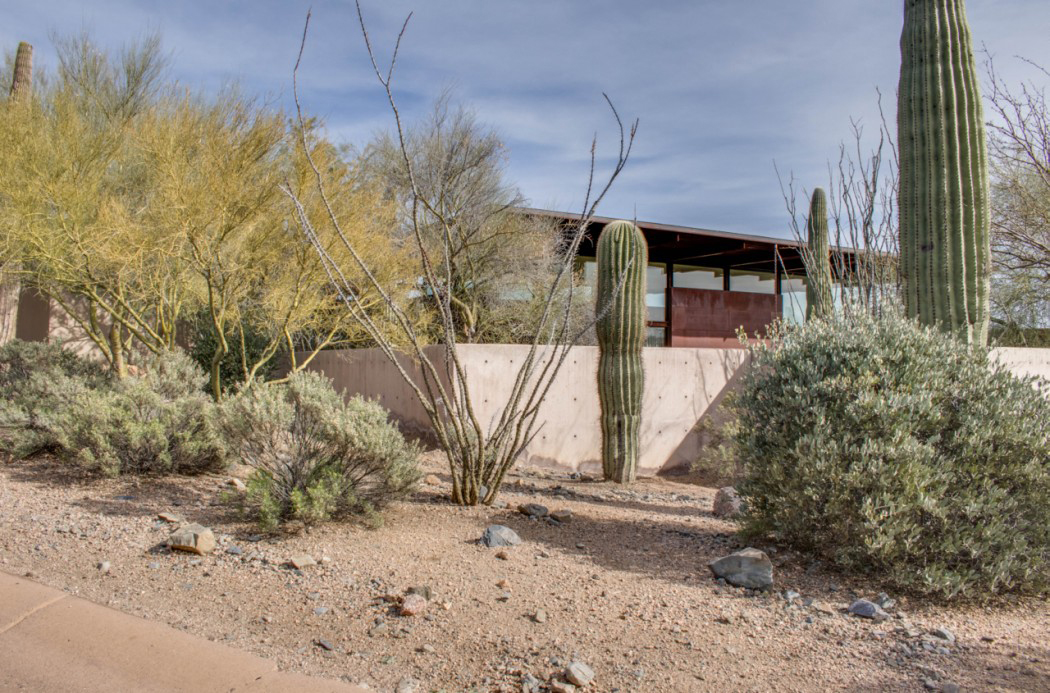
[[524, 208, 853, 347]]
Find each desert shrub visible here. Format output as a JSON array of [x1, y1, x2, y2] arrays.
[[733, 312, 1050, 599], [0, 344, 226, 475], [222, 371, 420, 530]]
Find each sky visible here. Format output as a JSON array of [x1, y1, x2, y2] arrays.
[[6, 0, 1050, 239]]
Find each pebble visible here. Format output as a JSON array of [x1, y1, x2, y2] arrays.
[[288, 554, 316, 570], [400, 593, 428, 616], [418, 643, 436, 654], [316, 638, 335, 651], [708, 548, 774, 589], [533, 609, 548, 624], [518, 503, 549, 518], [314, 607, 329, 616], [395, 678, 419, 693], [564, 661, 595, 687], [931, 627, 956, 644], [156, 512, 183, 524], [167, 524, 216, 555], [550, 682, 576, 693], [97, 561, 111, 574], [226, 546, 243, 556], [550, 509, 573, 523], [848, 599, 890, 621]]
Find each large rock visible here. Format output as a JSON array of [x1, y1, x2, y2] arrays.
[[480, 525, 522, 548], [712, 487, 744, 518], [708, 548, 773, 589], [167, 524, 216, 555]]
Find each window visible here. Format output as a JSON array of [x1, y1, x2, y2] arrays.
[[781, 275, 807, 325], [673, 265, 723, 290], [646, 263, 667, 322], [729, 269, 776, 294]]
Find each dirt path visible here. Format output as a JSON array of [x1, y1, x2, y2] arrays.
[[0, 454, 1046, 692]]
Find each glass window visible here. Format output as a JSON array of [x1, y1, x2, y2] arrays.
[[646, 326, 666, 347], [729, 269, 776, 294], [647, 263, 667, 322], [673, 265, 723, 291], [781, 275, 807, 325]]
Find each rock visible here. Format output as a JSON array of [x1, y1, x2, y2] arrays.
[[157, 512, 183, 524], [532, 608, 548, 623], [848, 599, 890, 621], [930, 627, 956, 644], [167, 523, 216, 555], [400, 593, 428, 616], [518, 503, 549, 518], [148, 562, 160, 570], [313, 607, 329, 616], [783, 589, 801, 602], [419, 643, 436, 654], [939, 683, 961, 693], [395, 678, 419, 693], [287, 554, 316, 570], [521, 673, 543, 693], [564, 661, 595, 687], [550, 509, 573, 523], [97, 561, 111, 574], [226, 545, 243, 556], [423, 474, 442, 486], [227, 478, 247, 492], [550, 682, 576, 693], [707, 548, 773, 589], [316, 638, 335, 651], [492, 499, 509, 510], [481, 525, 522, 548], [874, 592, 896, 610], [368, 622, 388, 637], [496, 550, 510, 560]]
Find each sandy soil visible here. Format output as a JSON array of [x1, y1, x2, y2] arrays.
[[1, 453, 1047, 693]]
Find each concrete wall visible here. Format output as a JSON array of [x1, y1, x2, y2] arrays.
[[304, 344, 1050, 477], [302, 344, 748, 476]]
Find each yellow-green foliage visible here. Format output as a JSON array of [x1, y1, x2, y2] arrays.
[[733, 312, 1050, 599]]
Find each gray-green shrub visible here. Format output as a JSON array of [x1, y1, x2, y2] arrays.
[[0, 344, 226, 475], [222, 371, 420, 530], [733, 312, 1050, 599]]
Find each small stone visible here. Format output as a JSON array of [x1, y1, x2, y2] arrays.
[[288, 554, 316, 570], [423, 474, 442, 486], [874, 592, 896, 610], [708, 548, 773, 589], [550, 682, 576, 693], [226, 546, 243, 556], [419, 643, 436, 654], [930, 627, 956, 644], [497, 591, 512, 602], [550, 509, 573, 523], [492, 499, 509, 510], [167, 523, 216, 555], [316, 638, 335, 651], [712, 486, 744, 518], [401, 593, 428, 616], [849, 599, 889, 621], [157, 512, 183, 524], [496, 579, 511, 589], [532, 609, 547, 623], [783, 590, 801, 602], [314, 607, 329, 616], [148, 562, 160, 570], [939, 683, 961, 693], [481, 525, 522, 548], [97, 561, 111, 574], [368, 623, 389, 637], [496, 550, 510, 560], [521, 673, 543, 693], [518, 503, 549, 518], [564, 661, 595, 687], [227, 478, 248, 492]]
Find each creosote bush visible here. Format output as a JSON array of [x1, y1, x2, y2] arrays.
[[221, 371, 420, 531], [733, 312, 1050, 599], [0, 342, 226, 475]]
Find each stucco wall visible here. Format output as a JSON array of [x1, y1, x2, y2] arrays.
[[991, 347, 1050, 384], [302, 344, 749, 476]]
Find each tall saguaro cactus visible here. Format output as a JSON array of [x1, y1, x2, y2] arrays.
[[805, 187, 834, 320], [595, 220, 647, 483], [897, 0, 990, 345], [9, 42, 33, 98]]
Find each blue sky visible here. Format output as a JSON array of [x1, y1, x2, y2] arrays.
[[6, 1, 1050, 238]]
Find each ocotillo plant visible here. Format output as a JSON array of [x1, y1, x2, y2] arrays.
[[9, 42, 33, 98], [897, 0, 990, 345], [595, 220, 647, 483], [805, 187, 834, 320]]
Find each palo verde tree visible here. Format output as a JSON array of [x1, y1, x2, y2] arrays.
[[285, 4, 636, 505], [897, 0, 991, 344]]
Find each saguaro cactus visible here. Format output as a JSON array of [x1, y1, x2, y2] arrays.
[[897, 0, 990, 345], [805, 187, 834, 320], [595, 220, 647, 483], [9, 42, 33, 98]]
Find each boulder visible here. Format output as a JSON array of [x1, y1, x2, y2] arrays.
[[167, 524, 216, 555], [712, 487, 744, 518], [708, 547, 773, 589]]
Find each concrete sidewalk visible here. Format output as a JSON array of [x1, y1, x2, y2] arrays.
[[0, 570, 366, 692]]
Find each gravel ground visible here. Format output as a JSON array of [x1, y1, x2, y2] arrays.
[[1, 453, 1047, 693]]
